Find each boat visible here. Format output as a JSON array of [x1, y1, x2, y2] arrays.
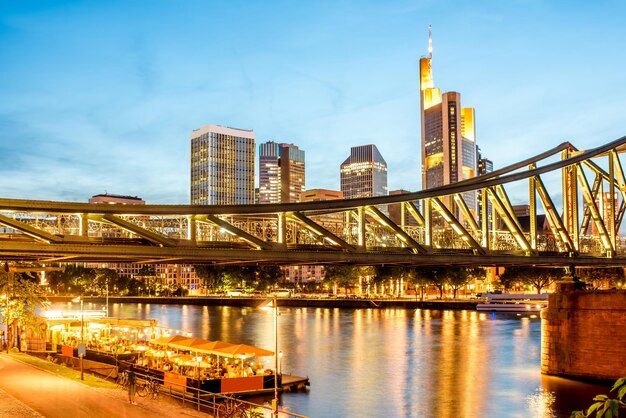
[[476, 293, 549, 312]]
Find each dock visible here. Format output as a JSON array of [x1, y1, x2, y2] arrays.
[[281, 374, 310, 392]]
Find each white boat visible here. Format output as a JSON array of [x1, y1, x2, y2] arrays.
[[476, 293, 549, 312]]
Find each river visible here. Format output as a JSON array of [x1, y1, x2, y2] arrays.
[[55, 301, 609, 418]]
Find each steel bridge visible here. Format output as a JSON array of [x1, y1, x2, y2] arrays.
[[2, 136, 626, 268]]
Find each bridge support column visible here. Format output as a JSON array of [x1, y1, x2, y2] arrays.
[[79, 214, 88, 237], [541, 285, 626, 381]]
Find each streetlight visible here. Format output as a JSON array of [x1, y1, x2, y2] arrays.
[[72, 296, 85, 380], [258, 296, 279, 415]]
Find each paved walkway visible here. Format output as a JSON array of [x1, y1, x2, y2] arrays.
[[0, 353, 209, 418]]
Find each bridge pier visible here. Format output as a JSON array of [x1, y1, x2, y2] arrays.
[[541, 283, 626, 382]]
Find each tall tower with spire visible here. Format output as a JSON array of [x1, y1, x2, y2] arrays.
[[419, 25, 477, 213]]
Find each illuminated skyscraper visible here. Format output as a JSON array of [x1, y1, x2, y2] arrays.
[[190, 125, 255, 205], [258, 141, 305, 204], [340, 144, 387, 199], [419, 26, 477, 212], [477, 146, 493, 227]]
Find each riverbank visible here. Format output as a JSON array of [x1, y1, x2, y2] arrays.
[[46, 295, 478, 310], [0, 352, 209, 418]]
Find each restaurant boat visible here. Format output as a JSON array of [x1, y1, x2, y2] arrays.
[[42, 312, 295, 396]]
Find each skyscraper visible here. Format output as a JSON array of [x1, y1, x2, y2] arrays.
[[419, 26, 477, 212], [258, 141, 305, 204], [340, 144, 387, 199], [477, 146, 493, 227], [190, 125, 255, 205]]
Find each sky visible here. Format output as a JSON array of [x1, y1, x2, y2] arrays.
[[1, 0, 625, 204]]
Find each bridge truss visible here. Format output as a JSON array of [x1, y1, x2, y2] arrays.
[[2, 136, 626, 267]]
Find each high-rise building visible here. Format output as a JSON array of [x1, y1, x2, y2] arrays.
[[476, 146, 493, 227], [419, 26, 477, 212], [190, 125, 255, 205], [388, 189, 419, 227], [340, 144, 388, 199], [258, 141, 305, 204]]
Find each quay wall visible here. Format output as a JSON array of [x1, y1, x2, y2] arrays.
[[46, 296, 477, 311], [541, 285, 626, 382]]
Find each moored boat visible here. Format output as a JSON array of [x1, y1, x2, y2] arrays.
[[476, 293, 549, 313]]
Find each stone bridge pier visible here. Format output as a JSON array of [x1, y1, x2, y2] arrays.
[[541, 282, 626, 382]]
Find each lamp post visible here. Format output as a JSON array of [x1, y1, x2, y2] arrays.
[[272, 295, 278, 415], [72, 296, 84, 380], [258, 296, 279, 415]]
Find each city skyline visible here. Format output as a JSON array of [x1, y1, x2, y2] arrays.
[[1, 1, 625, 204]]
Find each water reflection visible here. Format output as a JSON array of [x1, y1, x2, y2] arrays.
[[50, 303, 609, 417]]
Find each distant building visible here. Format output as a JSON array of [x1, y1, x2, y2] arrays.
[[258, 141, 305, 204], [85, 193, 200, 292], [89, 193, 145, 205], [301, 189, 343, 201], [283, 188, 345, 284], [340, 144, 388, 199], [388, 189, 419, 226], [419, 26, 477, 213], [476, 146, 493, 227], [190, 125, 255, 205], [584, 192, 619, 235]]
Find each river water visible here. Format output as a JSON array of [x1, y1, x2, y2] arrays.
[[57, 302, 609, 418]]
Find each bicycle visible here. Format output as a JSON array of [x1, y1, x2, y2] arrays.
[[216, 398, 247, 418], [116, 370, 129, 388], [136, 376, 160, 400]]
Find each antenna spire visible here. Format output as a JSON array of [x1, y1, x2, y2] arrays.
[[428, 24, 432, 59]]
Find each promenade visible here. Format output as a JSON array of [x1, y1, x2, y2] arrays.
[[0, 353, 207, 418]]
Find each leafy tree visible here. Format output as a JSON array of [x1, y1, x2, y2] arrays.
[[0, 270, 46, 351], [571, 377, 626, 417], [413, 265, 448, 299], [575, 267, 625, 289], [254, 265, 283, 291], [194, 265, 224, 293], [446, 267, 486, 299], [323, 265, 359, 295], [46, 265, 95, 295], [409, 267, 433, 301], [93, 268, 120, 297], [499, 266, 566, 294], [375, 266, 410, 296]]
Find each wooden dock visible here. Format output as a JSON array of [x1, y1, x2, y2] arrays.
[[281, 374, 310, 392]]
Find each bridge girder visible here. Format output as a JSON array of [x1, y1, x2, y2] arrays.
[[1, 135, 626, 267]]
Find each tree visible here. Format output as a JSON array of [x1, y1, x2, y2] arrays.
[[375, 266, 410, 297], [193, 265, 224, 294], [254, 265, 283, 291], [571, 377, 626, 417], [499, 266, 566, 294], [446, 267, 485, 299], [93, 268, 120, 297], [323, 265, 359, 295], [413, 265, 448, 299], [409, 267, 433, 301], [575, 267, 625, 289], [0, 270, 46, 351], [46, 265, 95, 295]]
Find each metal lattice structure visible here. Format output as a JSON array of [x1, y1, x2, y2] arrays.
[[2, 136, 626, 267]]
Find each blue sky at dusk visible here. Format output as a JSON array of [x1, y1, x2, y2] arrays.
[[1, 1, 625, 203]]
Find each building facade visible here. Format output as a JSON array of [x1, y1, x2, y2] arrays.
[[89, 193, 145, 205], [282, 188, 344, 284], [190, 125, 255, 205], [419, 28, 477, 213], [340, 144, 388, 200], [476, 146, 493, 227], [258, 141, 305, 204], [86, 194, 200, 293]]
